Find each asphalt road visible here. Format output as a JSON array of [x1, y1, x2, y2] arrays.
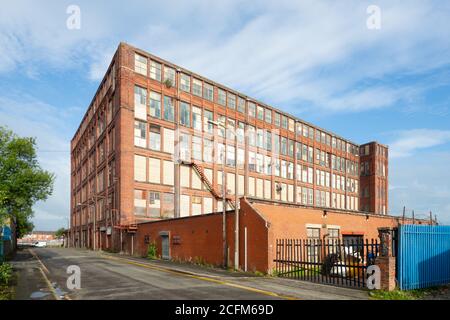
[[23, 247, 281, 300], [11, 247, 369, 300]]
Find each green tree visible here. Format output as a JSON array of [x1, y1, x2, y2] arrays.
[[55, 227, 66, 238], [0, 127, 54, 238]]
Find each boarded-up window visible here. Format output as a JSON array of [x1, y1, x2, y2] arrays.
[[192, 196, 202, 215], [248, 177, 255, 196], [227, 173, 235, 195], [163, 160, 174, 186], [264, 180, 271, 199], [148, 158, 160, 183], [180, 165, 190, 188], [192, 170, 202, 190], [256, 178, 263, 198], [163, 128, 174, 154], [180, 195, 190, 217], [134, 155, 146, 181], [204, 197, 213, 214]]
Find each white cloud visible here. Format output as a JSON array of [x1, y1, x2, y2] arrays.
[[388, 129, 450, 158], [1, 0, 450, 113]]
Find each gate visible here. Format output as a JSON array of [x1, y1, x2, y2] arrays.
[[274, 238, 379, 288], [397, 225, 450, 290]]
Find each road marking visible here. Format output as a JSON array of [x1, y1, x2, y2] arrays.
[[29, 249, 72, 300], [102, 254, 298, 300]]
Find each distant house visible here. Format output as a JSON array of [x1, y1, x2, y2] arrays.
[[18, 231, 56, 244]]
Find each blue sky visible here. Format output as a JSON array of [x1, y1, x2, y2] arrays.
[[1, 0, 449, 230]]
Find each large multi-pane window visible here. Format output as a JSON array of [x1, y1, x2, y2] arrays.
[[256, 129, 264, 149], [248, 125, 255, 146], [248, 102, 256, 118], [203, 83, 213, 101], [265, 109, 272, 123], [192, 106, 202, 131], [161, 193, 175, 218], [149, 92, 161, 118], [281, 116, 288, 129], [180, 102, 190, 127], [237, 122, 245, 144], [204, 109, 213, 133], [180, 73, 191, 92], [149, 125, 161, 151], [134, 155, 146, 181], [226, 145, 235, 167], [281, 137, 287, 155], [134, 121, 146, 148], [192, 78, 202, 96], [179, 133, 191, 161], [274, 113, 281, 126], [148, 192, 161, 217], [203, 138, 213, 163], [257, 106, 264, 120], [237, 97, 245, 113], [134, 53, 147, 75], [217, 89, 226, 106], [150, 61, 162, 81], [163, 96, 174, 122], [192, 136, 202, 161], [134, 190, 146, 215], [163, 66, 175, 86], [134, 85, 147, 120], [148, 158, 161, 183], [227, 93, 236, 110]]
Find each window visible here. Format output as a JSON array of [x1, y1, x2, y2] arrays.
[[203, 138, 213, 163], [148, 192, 161, 217], [163, 96, 174, 122], [192, 106, 202, 131], [149, 125, 161, 151], [180, 73, 190, 92], [248, 102, 256, 117], [134, 54, 147, 75], [257, 106, 264, 120], [150, 61, 162, 81], [274, 113, 281, 126], [237, 97, 245, 113], [148, 158, 161, 183], [227, 93, 236, 110], [134, 121, 146, 148], [192, 196, 202, 215], [180, 195, 190, 217], [288, 119, 295, 132], [281, 137, 287, 155], [281, 116, 288, 129], [134, 190, 146, 215], [134, 155, 146, 181], [265, 131, 272, 151], [265, 109, 272, 123], [227, 146, 235, 167], [237, 122, 245, 144], [179, 133, 191, 161], [307, 227, 320, 261], [203, 83, 214, 101], [248, 126, 255, 146], [163, 66, 175, 86], [217, 89, 226, 106], [134, 85, 147, 120], [192, 136, 202, 160], [218, 115, 226, 137], [161, 193, 175, 218], [192, 78, 202, 97], [163, 128, 174, 154], [180, 165, 190, 187], [163, 161, 174, 186], [257, 129, 264, 149], [149, 92, 161, 118], [204, 109, 213, 134], [180, 102, 190, 127]]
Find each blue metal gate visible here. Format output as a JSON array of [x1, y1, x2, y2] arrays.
[[397, 225, 450, 290]]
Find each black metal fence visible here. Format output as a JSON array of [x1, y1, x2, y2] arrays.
[[274, 238, 379, 288]]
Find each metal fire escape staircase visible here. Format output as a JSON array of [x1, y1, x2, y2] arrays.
[[114, 217, 137, 233], [182, 160, 235, 210]]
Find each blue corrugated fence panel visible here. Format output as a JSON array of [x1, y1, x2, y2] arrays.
[[397, 225, 450, 290]]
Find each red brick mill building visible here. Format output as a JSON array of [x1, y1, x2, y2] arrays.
[[69, 42, 423, 273]]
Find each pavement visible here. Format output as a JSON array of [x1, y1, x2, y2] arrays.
[[10, 247, 370, 300]]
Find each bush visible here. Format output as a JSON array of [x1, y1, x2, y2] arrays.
[[147, 242, 157, 259], [0, 263, 13, 286]]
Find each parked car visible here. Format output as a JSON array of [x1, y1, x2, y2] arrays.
[[33, 241, 47, 248]]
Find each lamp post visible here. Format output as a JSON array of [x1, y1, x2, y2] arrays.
[[208, 119, 234, 269]]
